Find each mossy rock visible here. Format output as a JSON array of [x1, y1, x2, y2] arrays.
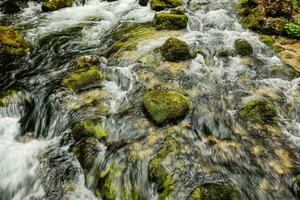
[[149, 138, 179, 199], [270, 64, 300, 79], [143, 90, 190, 125], [259, 35, 285, 53], [139, 0, 149, 6], [239, 98, 277, 122], [0, 90, 19, 107], [151, 0, 183, 11], [234, 39, 253, 56], [72, 55, 99, 69], [160, 37, 191, 61], [239, 6, 265, 30], [42, 0, 73, 12], [72, 137, 100, 171], [61, 66, 104, 91], [154, 12, 188, 30], [216, 47, 236, 57], [72, 119, 108, 141], [186, 184, 239, 200], [0, 26, 30, 56]]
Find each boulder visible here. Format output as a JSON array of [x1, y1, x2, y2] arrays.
[[72, 119, 108, 141], [139, 0, 149, 6], [264, 0, 294, 18], [234, 39, 253, 56], [154, 12, 188, 30], [0, 26, 30, 56], [42, 0, 73, 12], [160, 37, 191, 61], [61, 66, 104, 91], [143, 90, 190, 125], [259, 17, 288, 35], [150, 0, 182, 11], [186, 184, 239, 200], [239, 98, 277, 122]]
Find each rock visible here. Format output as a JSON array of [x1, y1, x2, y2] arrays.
[[0, 0, 22, 14], [0, 26, 30, 56], [42, 0, 74, 12], [239, 98, 277, 122], [143, 90, 190, 125], [216, 47, 236, 57], [160, 37, 191, 61], [259, 17, 288, 35], [264, 0, 293, 18], [149, 138, 179, 199], [150, 0, 182, 11], [72, 55, 99, 69], [154, 12, 188, 30], [61, 66, 104, 91], [72, 119, 108, 141], [234, 39, 253, 56], [270, 64, 300, 79], [186, 184, 239, 200], [139, 0, 149, 6], [239, 6, 265, 30]]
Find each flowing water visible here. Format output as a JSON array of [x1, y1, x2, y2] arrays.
[[1, 0, 300, 199]]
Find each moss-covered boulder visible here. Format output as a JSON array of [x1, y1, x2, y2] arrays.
[[72, 119, 108, 141], [42, 0, 73, 12], [0, 26, 30, 56], [186, 184, 239, 200], [150, 0, 182, 11], [260, 17, 288, 35], [234, 39, 253, 56], [143, 90, 190, 125], [61, 66, 104, 91], [239, 98, 277, 122], [264, 0, 294, 18], [160, 37, 191, 61], [216, 47, 236, 57], [154, 12, 188, 30]]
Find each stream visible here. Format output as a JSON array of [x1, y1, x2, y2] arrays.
[[1, 0, 300, 199]]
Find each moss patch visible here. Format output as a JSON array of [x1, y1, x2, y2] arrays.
[[42, 0, 73, 12], [143, 90, 190, 125], [154, 12, 188, 30], [234, 39, 253, 56], [0, 26, 30, 56], [239, 98, 277, 122], [186, 184, 239, 200], [0, 90, 18, 107], [151, 0, 183, 11], [160, 37, 191, 61], [72, 119, 108, 141], [61, 66, 103, 91]]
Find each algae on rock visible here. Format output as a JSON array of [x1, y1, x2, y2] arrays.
[[42, 0, 74, 12], [143, 90, 190, 125], [151, 0, 183, 11], [234, 39, 253, 56], [154, 12, 188, 30]]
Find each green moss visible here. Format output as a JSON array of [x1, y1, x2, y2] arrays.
[[143, 90, 190, 125], [149, 137, 181, 199], [0, 26, 30, 56], [186, 184, 239, 200], [61, 66, 103, 91], [239, 98, 277, 122], [270, 64, 300, 79], [0, 90, 18, 107], [234, 39, 253, 56], [285, 20, 300, 38], [151, 0, 183, 11], [154, 12, 188, 30], [42, 0, 73, 12], [160, 37, 191, 61], [296, 174, 300, 185], [72, 119, 108, 141]]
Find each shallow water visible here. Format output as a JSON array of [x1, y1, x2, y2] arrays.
[[1, 0, 300, 199]]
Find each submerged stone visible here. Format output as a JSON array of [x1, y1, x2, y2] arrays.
[[234, 39, 253, 56], [0, 26, 30, 56], [239, 98, 277, 122], [72, 119, 108, 141], [186, 184, 239, 200], [151, 0, 182, 11], [160, 37, 191, 61], [42, 0, 73, 12], [154, 12, 188, 30], [61, 66, 103, 91], [143, 90, 190, 125]]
